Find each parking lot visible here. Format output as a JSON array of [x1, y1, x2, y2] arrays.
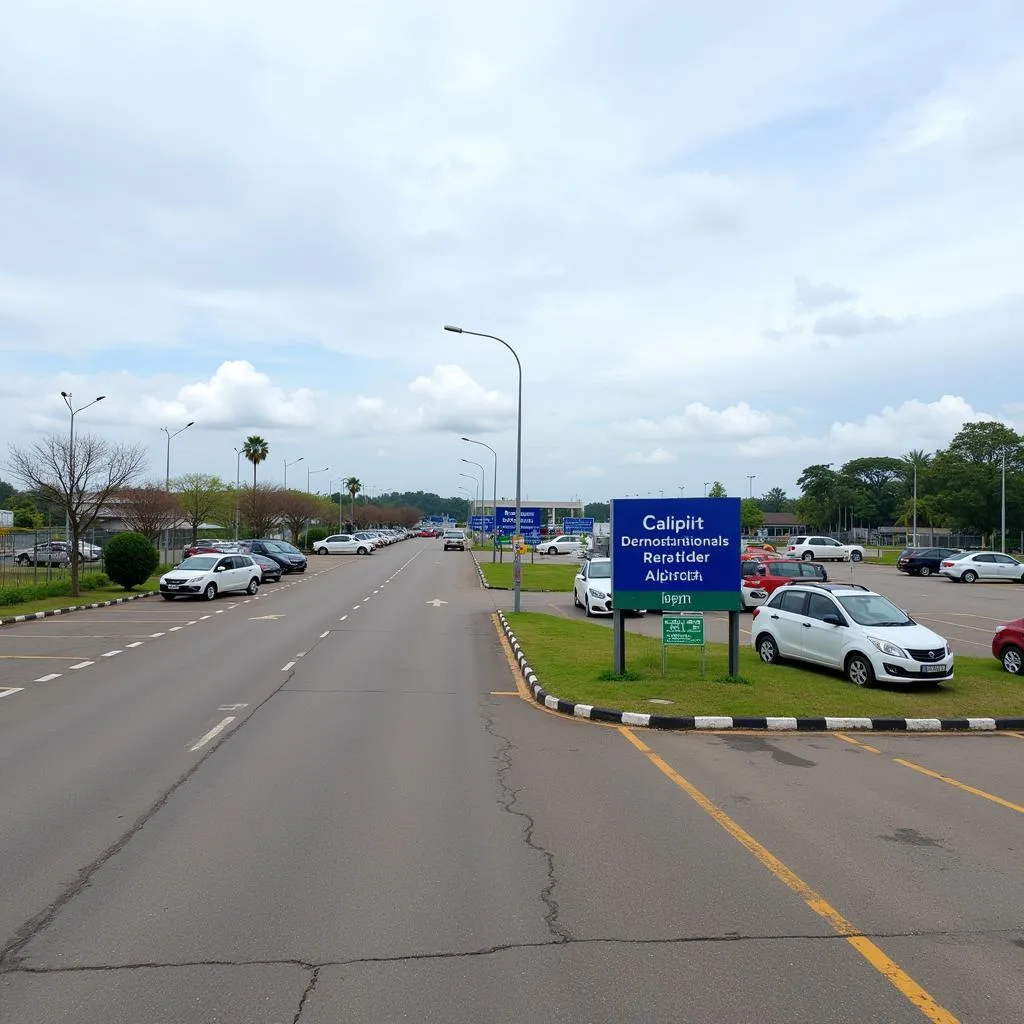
[[517, 557, 1020, 658]]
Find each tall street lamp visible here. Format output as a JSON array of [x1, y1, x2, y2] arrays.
[[161, 420, 194, 562], [912, 462, 918, 548], [284, 456, 304, 489], [461, 457, 485, 532], [747, 474, 756, 498], [60, 391, 106, 560], [459, 472, 480, 519], [703, 481, 711, 497], [462, 436, 498, 562], [1001, 448, 1006, 553], [307, 465, 328, 493], [458, 485, 474, 521], [233, 445, 243, 541], [446, 324, 523, 612]]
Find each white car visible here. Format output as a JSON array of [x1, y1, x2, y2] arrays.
[[938, 550, 1024, 583], [315, 534, 373, 555], [751, 581, 953, 686], [784, 536, 865, 562], [159, 553, 261, 601], [353, 531, 383, 549], [573, 557, 613, 615], [540, 534, 584, 555]]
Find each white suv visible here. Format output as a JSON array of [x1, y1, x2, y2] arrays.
[[751, 582, 953, 687], [785, 536, 865, 562], [541, 534, 584, 555]]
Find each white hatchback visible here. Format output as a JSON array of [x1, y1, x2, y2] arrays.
[[541, 534, 584, 555], [938, 551, 1024, 583], [751, 581, 953, 686], [315, 534, 374, 555], [160, 553, 262, 601]]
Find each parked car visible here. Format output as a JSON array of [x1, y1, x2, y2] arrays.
[[938, 551, 1024, 583], [354, 531, 384, 549], [241, 540, 308, 574], [740, 557, 827, 609], [751, 581, 953, 686], [784, 536, 865, 562], [184, 538, 229, 558], [539, 534, 584, 555], [992, 618, 1024, 675], [159, 553, 262, 601], [250, 552, 283, 583], [572, 557, 646, 618], [443, 529, 468, 551], [896, 546, 963, 577], [315, 534, 373, 555], [77, 541, 103, 562], [15, 541, 71, 567]]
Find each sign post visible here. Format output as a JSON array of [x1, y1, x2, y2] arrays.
[[612, 497, 741, 675], [662, 612, 706, 677]]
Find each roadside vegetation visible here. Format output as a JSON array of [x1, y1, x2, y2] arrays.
[[480, 562, 578, 591]]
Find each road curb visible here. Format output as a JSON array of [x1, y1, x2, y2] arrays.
[[471, 552, 491, 588], [496, 611, 1024, 733], [0, 591, 154, 626]]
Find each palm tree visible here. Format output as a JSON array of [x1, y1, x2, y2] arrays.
[[344, 476, 361, 529], [242, 435, 270, 490]]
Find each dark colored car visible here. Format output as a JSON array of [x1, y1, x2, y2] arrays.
[[992, 618, 1024, 674], [241, 540, 308, 574], [250, 552, 283, 583], [896, 546, 963, 577]]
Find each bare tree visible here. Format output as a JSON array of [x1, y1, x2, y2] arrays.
[[117, 484, 183, 543], [277, 489, 323, 546], [242, 484, 283, 539], [174, 473, 230, 543], [8, 432, 146, 596]]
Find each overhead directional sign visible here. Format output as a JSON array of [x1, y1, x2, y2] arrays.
[[611, 497, 741, 611], [495, 506, 542, 533], [563, 517, 594, 533]]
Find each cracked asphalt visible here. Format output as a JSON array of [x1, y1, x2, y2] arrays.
[[1, 541, 1022, 1022]]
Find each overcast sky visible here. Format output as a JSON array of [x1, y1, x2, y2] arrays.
[[2, 1, 1022, 505]]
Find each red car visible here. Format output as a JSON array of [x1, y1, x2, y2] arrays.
[[183, 538, 230, 558], [741, 557, 827, 609], [992, 618, 1024, 674]]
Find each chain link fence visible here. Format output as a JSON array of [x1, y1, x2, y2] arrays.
[[0, 526, 111, 588]]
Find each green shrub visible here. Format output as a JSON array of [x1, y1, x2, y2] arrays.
[[305, 527, 330, 549], [103, 532, 160, 590]]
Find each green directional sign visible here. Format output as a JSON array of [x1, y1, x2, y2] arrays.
[[662, 613, 705, 646]]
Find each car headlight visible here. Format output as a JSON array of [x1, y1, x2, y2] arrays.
[[946, 644, 953, 656], [995, 625, 1006, 633], [869, 637, 909, 659], [588, 587, 608, 599]]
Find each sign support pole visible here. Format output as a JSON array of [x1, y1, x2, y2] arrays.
[[728, 611, 740, 677], [613, 608, 626, 675]]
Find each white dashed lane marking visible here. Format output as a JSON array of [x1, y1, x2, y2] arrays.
[[189, 716, 236, 752], [34, 673, 62, 683], [126, 642, 144, 648], [69, 661, 94, 670], [101, 650, 122, 658], [281, 661, 295, 672], [150, 632, 165, 638]]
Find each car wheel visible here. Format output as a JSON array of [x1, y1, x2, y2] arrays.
[[161, 594, 176, 601], [203, 582, 217, 601], [16, 554, 30, 566], [317, 547, 329, 555], [299, 567, 306, 573], [846, 653, 875, 688], [756, 634, 780, 664], [801, 551, 814, 560], [961, 570, 978, 584], [1001, 644, 1024, 675], [850, 550, 863, 562], [547, 546, 558, 555], [246, 577, 259, 595], [585, 596, 593, 617], [918, 565, 932, 577], [358, 546, 368, 555], [573, 589, 581, 608]]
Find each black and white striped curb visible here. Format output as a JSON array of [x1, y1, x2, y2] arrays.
[[497, 612, 1024, 733], [0, 591, 154, 626], [471, 552, 491, 588]]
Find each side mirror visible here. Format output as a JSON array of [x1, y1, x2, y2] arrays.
[[822, 614, 844, 626], [215, 565, 227, 572]]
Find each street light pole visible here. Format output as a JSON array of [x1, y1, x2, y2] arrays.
[[912, 462, 918, 548], [703, 481, 711, 497], [446, 324, 523, 612], [460, 458, 485, 540], [284, 457, 304, 489], [747, 475, 756, 498], [59, 392, 106, 573], [463, 436, 498, 562], [233, 446, 243, 541], [459, 472, 479, 520], [1001, 448, 1006, 553], [160, 420, 194, 563], [307, 465, 328, 493]]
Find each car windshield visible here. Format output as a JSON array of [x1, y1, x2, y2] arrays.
[[275, 541, 301, 553], [837, 594, 912, 627], [588, 561, 611, 579], [261, 541, 287, 552], [177, 556, 218, 570]]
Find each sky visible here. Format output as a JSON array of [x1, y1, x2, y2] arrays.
[[2, 0, 1023, 507]]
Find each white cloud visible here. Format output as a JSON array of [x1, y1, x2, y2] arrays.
[[408, 365, 516, 433], [623, 448, 677, 465], [795, 276, 856, 309], [813, 311, 906, 337], [570, 466, 607, 478], [620, 403, 785, 442]]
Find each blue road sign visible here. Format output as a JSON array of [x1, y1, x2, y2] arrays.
[[469, 515, 495, 531], [611, 498, 741, 611], [495, 506, 542, 533], [563, 517, 595, 533]]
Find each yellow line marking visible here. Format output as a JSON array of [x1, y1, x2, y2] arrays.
[[618, 727, 961, 1024], [1004, 732, 1024, 739], [0, 655, 93, 661], [911, 615, 994, 634], [834, 733, 881, 754], [892, 758, 1024, 814], [489, 691, 520, 696]]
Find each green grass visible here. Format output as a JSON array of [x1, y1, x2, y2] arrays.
[[864, 548, 902, 565], [480, 561, 579, 591], [0, 579, 159, 618], [504, 612, 1023, 719]]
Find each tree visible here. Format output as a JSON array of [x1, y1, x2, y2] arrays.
[[11, 495, 43, 529], [117, 484, 182, 542], [104, 531, 159, 590], [839, 456, 906, 527], [241, 483, 282, 538], [174, 473, 230, 543], [277, 489, 322, 545], [759, 487, 790, 513], [740, 498, 765, 531], [8, 432, 146, 596], [0, 478, 15, 505], [242, 435, 270, 490], [344, 476, 362, 530], [707, 481, 728, 497], [583, 501, 610, 520]]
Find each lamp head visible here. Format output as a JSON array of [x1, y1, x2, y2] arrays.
[[443, 325, 463, 333]]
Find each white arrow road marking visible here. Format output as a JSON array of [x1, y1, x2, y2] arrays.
[[426, 599, 448, 608], [189, 716, 236, 752]]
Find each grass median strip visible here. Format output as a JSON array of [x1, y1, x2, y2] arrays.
[[0, 580, 159, 620], [504, 612, 1024, 719], [479, 562, 578, 591]]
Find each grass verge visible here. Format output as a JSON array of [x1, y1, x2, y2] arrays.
[[0, 579, 159, 618], [504, 612, 1023, 719], [480, 561, 578, 591]]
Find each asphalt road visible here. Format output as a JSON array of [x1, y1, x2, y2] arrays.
[[1, 540, 1021, 1022], [518, 557, 1021, 657]]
